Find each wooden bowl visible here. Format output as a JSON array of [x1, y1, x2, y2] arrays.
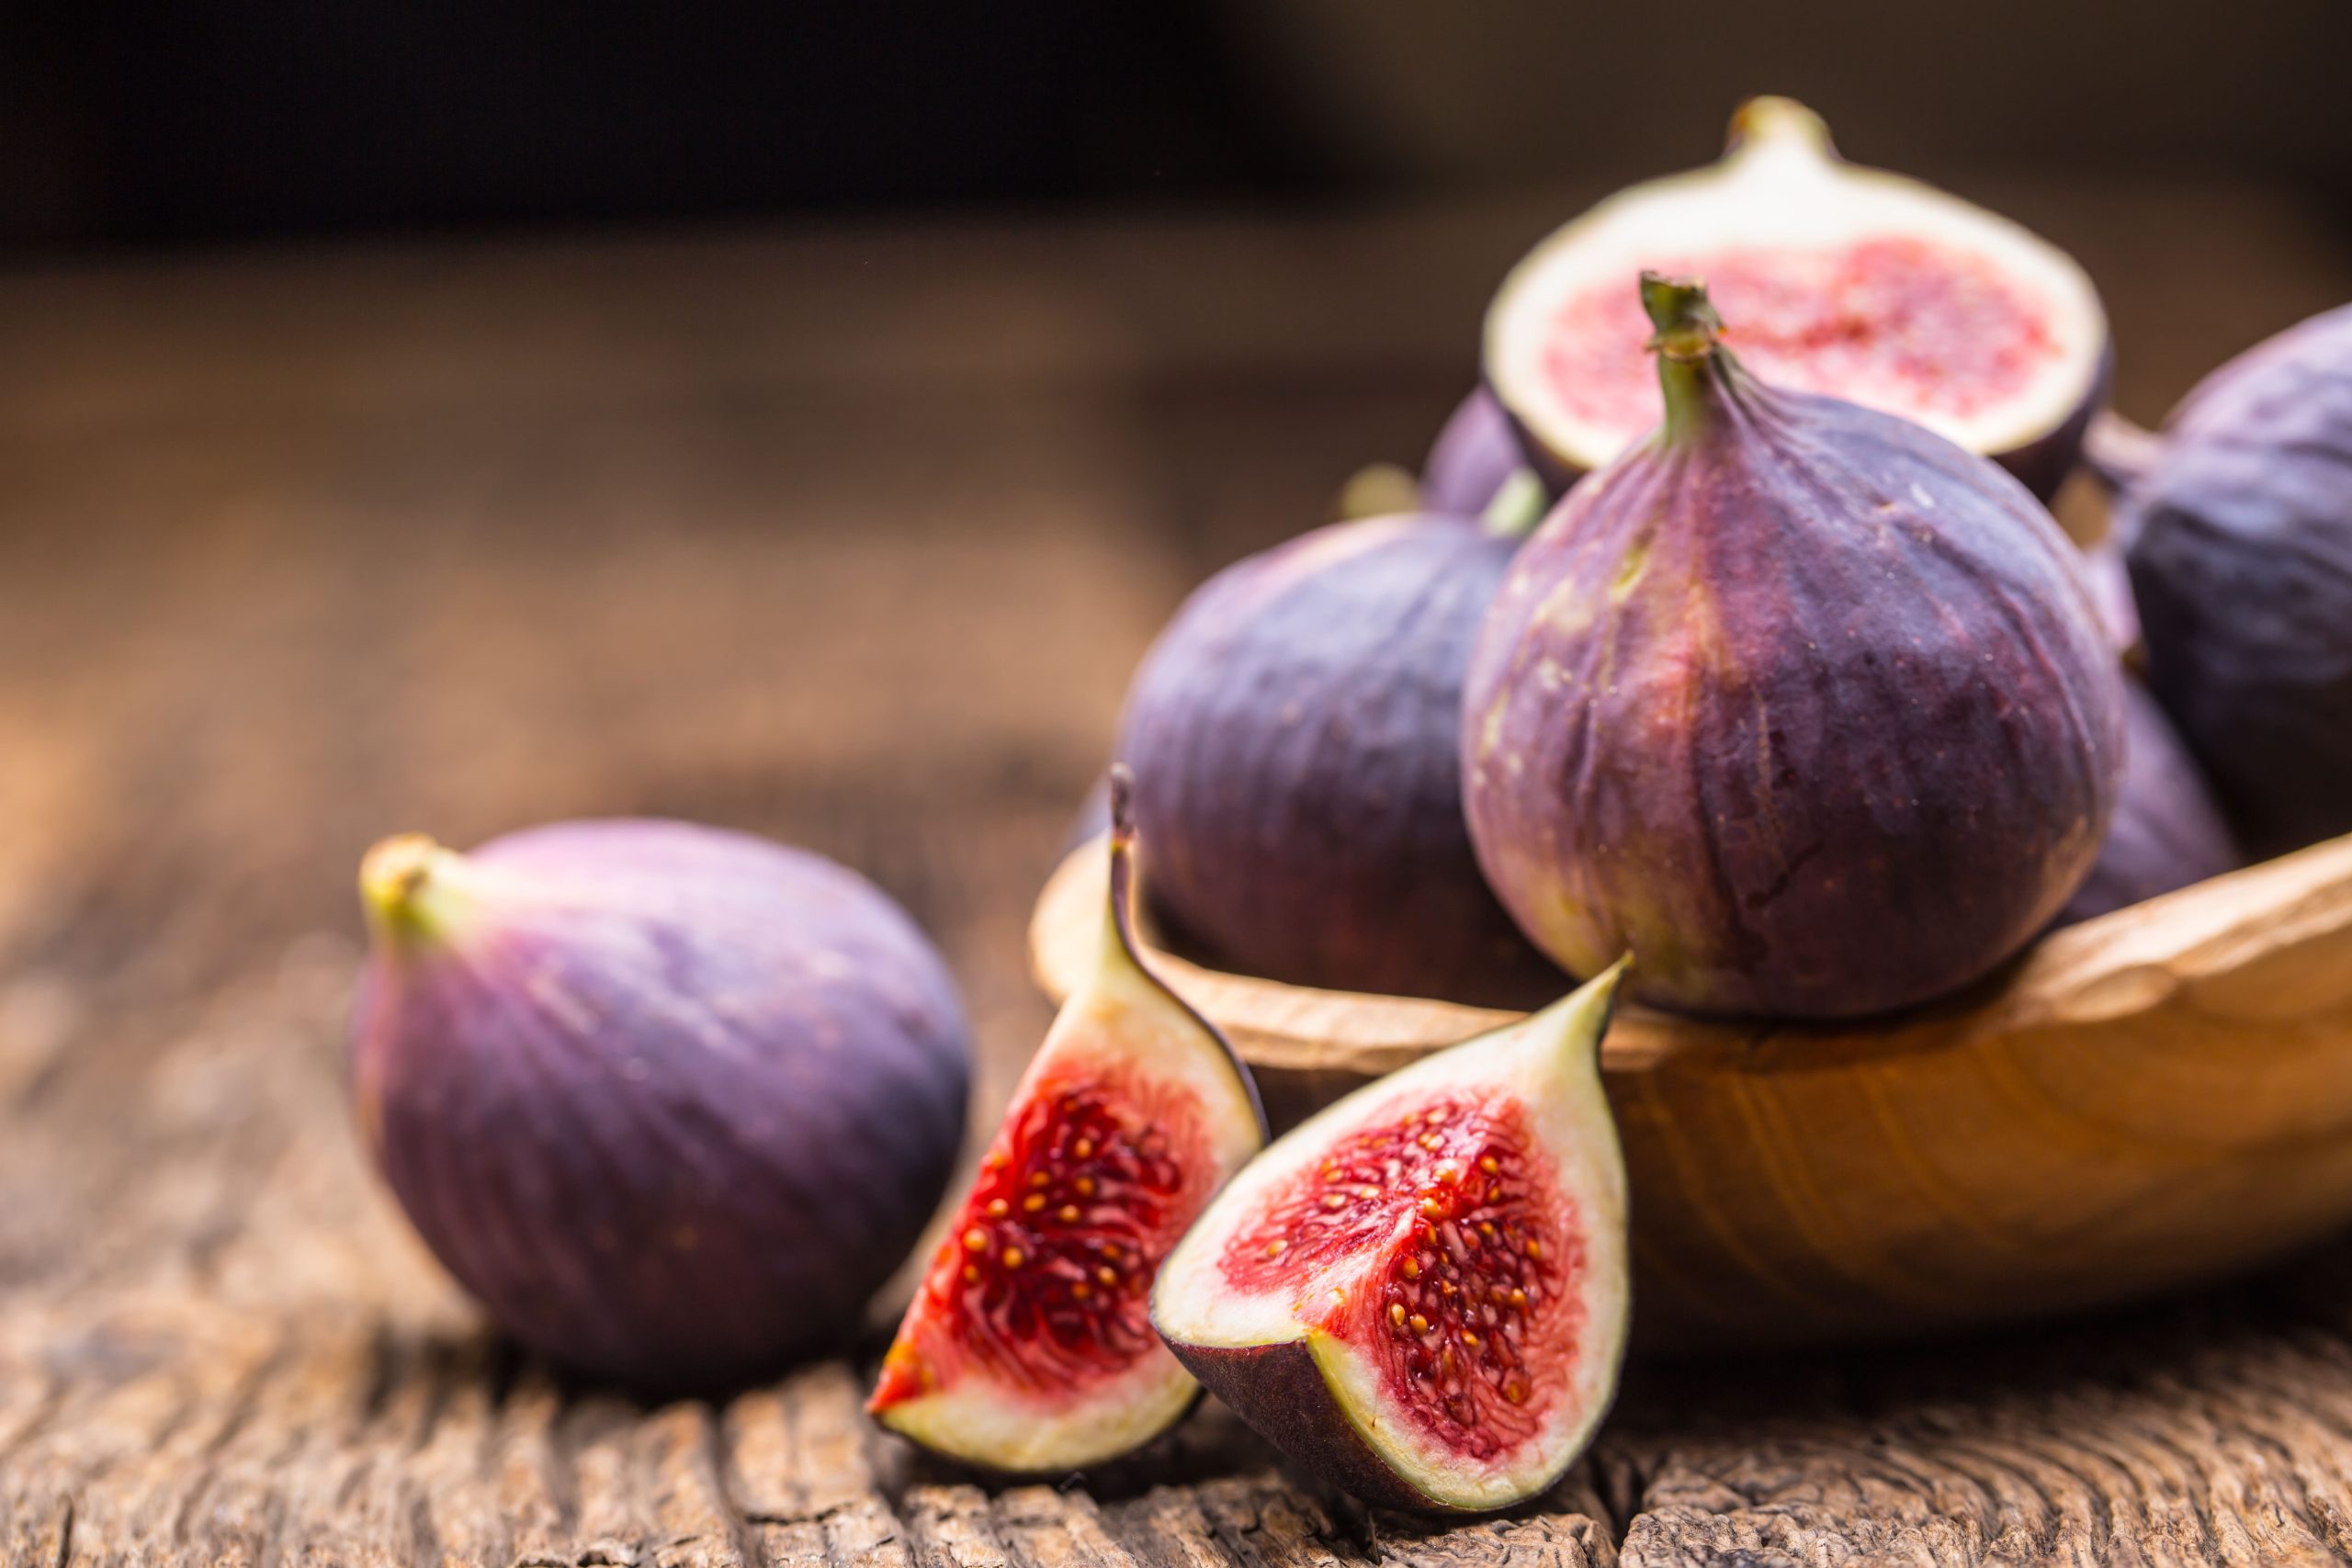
[[1030, 832, 2352, 1349]]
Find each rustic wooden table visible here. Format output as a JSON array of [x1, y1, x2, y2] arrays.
[[3, 183, 2350, 1567]]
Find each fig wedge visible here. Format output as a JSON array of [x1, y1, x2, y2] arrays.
[[870, 769, 1266, 1472], [1152, 964, 1628, 1515]]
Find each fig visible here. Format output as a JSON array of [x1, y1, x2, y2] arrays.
[[1486, 97, 2109, 502], [1420, 389, 1523, 516], [1152, 963, 1628, 1515], [869, 770, 1265, 1472], [1464, 275, 2125, 1019], [350, 819, 971, 1390], [2055, 682, 2241, 927], [2122, 303, 2352, 857], [1115, 495, 1564, 1006]]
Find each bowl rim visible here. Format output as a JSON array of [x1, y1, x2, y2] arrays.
[[1028, 828, 2352, 1079]]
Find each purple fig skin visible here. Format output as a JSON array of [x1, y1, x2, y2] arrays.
[[1464, 276, 2126, 1020], [350, 820, 971, 1392], [2053, 682, 2242, 927], [1421, 389, 1528, 517], [2079, 538, 2143, 661], [1996, 340, 2112, 504], [1166, 1340, 1442, 1514], [2124, 304, 2352, 859], [1117, 513, 1566, 1007]]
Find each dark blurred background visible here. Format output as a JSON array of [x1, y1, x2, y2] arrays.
[[4, 0, 2347, 250]]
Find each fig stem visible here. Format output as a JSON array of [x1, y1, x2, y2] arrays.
[[1335, 461, 1422, 523], [1479, 468, 1549, 540], [2082, 410, 2165, 496], [359, 833, 471, 951], [1641, 273, 1733, 444], [1725, 96, 1836, 161]]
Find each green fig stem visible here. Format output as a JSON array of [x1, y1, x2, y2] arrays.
[[2082, 410, 2165, 496], [359, 833, 473, 952], [1335, 461, 1423, 523], [1479, 468, 1549, 539], [1642, 272, 1736, 445]]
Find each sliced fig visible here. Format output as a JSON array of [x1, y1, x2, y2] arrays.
[[1486, 97, 2109, 501], [1464, 275, 2124, 1018], [1117, 498, 1562, 1007], [2122, 303, 2352, 857], [1153, 963, 1627, 1514], [870, 770, 1265, 1472]]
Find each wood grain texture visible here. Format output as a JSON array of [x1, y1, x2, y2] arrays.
[[0, 190, 2346, 1563], [1032, 829, 2352, 1347]]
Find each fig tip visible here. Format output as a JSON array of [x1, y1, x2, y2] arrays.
[[1640, 274, 1723, 358], [358, 832, 465, 950], [1106, 765, 1136, 845]]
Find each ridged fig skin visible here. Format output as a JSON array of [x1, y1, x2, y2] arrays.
[[2054, 683, 2241, 927], [1167, 1340, 1438, 1513], [350, 820, 971, 1392], [1117, 514, 1564, 1007], [1421, 389, 1526, 516], [2124, 303, 2352, 858], [1464, 299, 2125, 1019]]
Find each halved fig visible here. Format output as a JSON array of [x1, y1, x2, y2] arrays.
[[870, 769, 1266, 1472], [1152, 964, 1628, 1514], [1486, 96, 2109, 501]]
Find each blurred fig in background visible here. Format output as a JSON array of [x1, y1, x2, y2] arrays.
[[1118, 494, 1563, 1008], [350, 820, 971, 1391], [1419, 389, 1525, 516], [1486, 97, 2109, 501], [2124, 303, 2352, 859], [2055, 683, 2241, 927]]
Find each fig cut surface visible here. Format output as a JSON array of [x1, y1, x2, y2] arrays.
[[1153, 964, 1628, 1514], [1486, 97, 2108, 499]]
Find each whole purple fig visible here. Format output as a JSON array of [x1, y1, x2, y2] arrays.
[[2055, 682, 2241, 927], [350, 820, 971, 1389], [1117, 506, 1563, 1006], [1464, 274, 2125, 1019], [2124, 303, 2352, 858]]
